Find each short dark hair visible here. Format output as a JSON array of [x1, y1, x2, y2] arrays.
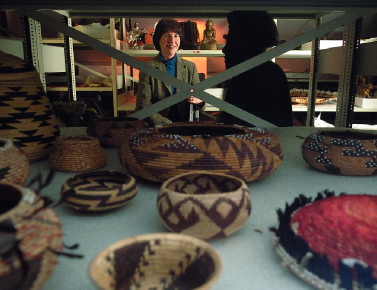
[[153, 19, 183, 51]]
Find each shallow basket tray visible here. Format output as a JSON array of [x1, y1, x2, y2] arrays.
[[89, 233, 222, 289]]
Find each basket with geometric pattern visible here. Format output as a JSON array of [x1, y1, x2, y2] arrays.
[[119, 122, 283, 183], [0, 50, 60, 162], [89, 233, 222, 289]]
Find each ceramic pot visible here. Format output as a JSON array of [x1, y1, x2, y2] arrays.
[[0, 138, 30, 185], [0, 50, 60, 162], [87, 116, 145, 147], [61, 170, 138, 212], [157, 171, 251, 239], [119, 122, 283, 183], [0, 181, 63, 290], [48, 135, 107, 172], [271, 191, 377, 289], [302, 130, 377, 175], [89, 233, 222, 289]]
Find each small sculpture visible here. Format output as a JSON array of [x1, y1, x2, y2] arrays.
[[200, 19, 217, 50]]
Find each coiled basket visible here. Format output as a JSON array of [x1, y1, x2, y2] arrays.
[[0, 181, 63, 290], [118, 122, 283, 183], [49, 135, 107, 172], [301, 130, 377, 175]]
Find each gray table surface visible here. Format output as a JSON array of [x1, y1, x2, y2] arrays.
[[31, 126, 377, 290]]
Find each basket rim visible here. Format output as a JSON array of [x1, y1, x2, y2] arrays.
[[160, 171, 247, 196]]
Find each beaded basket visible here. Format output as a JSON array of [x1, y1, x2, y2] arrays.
[[157, 171, 251, 239], [0, 181, 63, 290], [48, 135, 107, 172], [0, 138, 30, 185], [0, 50, 60, 162], [119, 122, 283, 183], [271, 191, 377, 289], [89, 233, 222, 289], [61, 170, 138, 212], [87, 116, 145, 147], [301, 130, 377, 175]]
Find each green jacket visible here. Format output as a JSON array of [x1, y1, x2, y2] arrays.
[[135, 55, 201, 126]]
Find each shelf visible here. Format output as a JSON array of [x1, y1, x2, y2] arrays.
[[122, 49, 312, 58], [42, 38, 111, 45], [46, 86, 113, 92]]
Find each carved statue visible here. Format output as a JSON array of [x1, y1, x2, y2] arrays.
[[200, 19, 217, 50]]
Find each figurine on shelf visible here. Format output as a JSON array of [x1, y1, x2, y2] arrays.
[[200, 19, 217, 50], [128, 22, 146, 49]]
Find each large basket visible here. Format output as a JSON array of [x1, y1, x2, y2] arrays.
[[89, 233, 222, 289], [0, 138, 30, 185], [0, 181, 63, 290], [157, 171, 251, 239], [119, 122, 283, 183], [0, 50, 60, 162], [301, 130, 377, 175], [49, 135, 107, 172], [87, 116, 145, 147]]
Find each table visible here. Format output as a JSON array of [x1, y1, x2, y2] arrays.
[[31, 126, 377, 290]]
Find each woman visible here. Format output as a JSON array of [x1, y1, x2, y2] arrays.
[[135, 18, 204, 126], [219, 11, 293, 127]]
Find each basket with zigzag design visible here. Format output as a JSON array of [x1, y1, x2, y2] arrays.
[[89, 233, 222, 289], [118, 122, 283, 183], [61, 170, 138, 212], [0, 50, 60, 162], [157, 171, 251, 239]]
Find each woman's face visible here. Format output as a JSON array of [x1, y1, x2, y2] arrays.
[[159, 30, 180, 60]]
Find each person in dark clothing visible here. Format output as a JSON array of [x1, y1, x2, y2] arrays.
[[219, 11, 293, 127]]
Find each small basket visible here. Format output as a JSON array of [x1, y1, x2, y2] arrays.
[[61, 170, 138, 212], [48, 135, 107, 172], [0, 138, 30, 185], [89, 233, 222, 289]]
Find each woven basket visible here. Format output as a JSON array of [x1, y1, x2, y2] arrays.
[[301, 130, 377, 175], [157, 171, 251, 239], [119, 122, 283, 183], [0, 50, 60, 162], [0, 138, 30, 185], [87, 116, 145, 147], [61, 170, 138, 212], [271, 192, 377, 289], [0, 181, 63, 290], [89, 233, 222, 289], [48, 135, 107, 172]]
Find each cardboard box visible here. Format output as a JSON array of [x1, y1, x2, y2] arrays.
[[355, 97, 377, 108]]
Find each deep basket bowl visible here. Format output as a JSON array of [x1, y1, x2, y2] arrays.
[[157, 171, 252, 239]]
